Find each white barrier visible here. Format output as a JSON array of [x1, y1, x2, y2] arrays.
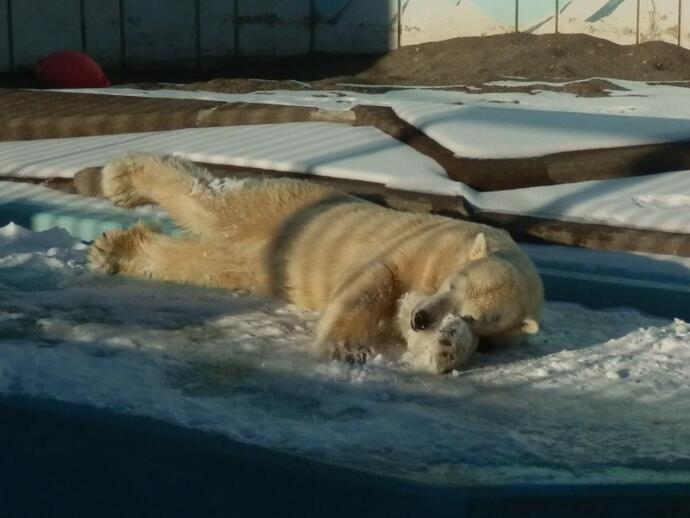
[[0, 0, 687, 71]]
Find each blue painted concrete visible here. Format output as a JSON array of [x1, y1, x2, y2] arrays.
[[1, 394, 688, 518]]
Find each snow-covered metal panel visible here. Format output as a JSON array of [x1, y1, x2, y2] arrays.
[[199, 0, 236, 63], [314, 0, 398, 53], [558, 0, 638, 45], [639, 0, 680, 44], [518, 0, 557, 34], [84, 0, 121, 67], [400, 0, 515, 46], [0, 0, 9, 70], [122, 1, 197, 65], [11, 0, 83, 68], [237, 0, 309, 56]]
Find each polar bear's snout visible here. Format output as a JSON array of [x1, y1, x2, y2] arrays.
[[410, 294, 451, 332], [411, 309, 432, 331]]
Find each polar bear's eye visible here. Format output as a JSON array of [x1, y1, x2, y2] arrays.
[[487, 314, 501, 324]]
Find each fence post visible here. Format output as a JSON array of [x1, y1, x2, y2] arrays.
[[515, 0, 519, 32]]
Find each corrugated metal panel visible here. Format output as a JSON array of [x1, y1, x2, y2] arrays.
[[558, 0, 638, 45], [11, 0, 83, 68], [401, 0, 515, 46], [199, 0, 236, 64], [237, 0, 310, 56], [639, 0, 680, 44], [122, 1, 197, 65], [518, 0, 557, 34], [84, 0, 121, 67], [314, 0, 398, 53], [682, 0, 690, 47], [0, 0, 9, 70]]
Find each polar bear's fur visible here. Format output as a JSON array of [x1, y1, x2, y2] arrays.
[[89, 153, 544, 372]]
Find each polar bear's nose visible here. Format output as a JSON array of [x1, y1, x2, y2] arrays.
[[461, 315, 476, 324], [411, 310, 431, 331]]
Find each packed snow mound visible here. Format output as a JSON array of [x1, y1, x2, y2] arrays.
[[1, 223, 689, 486]]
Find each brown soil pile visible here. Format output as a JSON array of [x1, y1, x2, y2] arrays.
[[146, 33, 690, 94], [353, 32, 690, 85]]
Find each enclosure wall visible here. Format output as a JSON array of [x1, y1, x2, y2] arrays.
[[0, 1, 685, 71]]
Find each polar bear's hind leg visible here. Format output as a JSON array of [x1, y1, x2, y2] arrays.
[[101, 153, 223, 237]]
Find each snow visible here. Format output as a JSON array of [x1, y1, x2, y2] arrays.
[[5, 80, 690, 233], [60, 78, 690, 120], [633, 194, 690, 211], [472, 169, 690, 234], [1, 223, 689, 486], [0, 124, 455, 195], [4, 138, 690, 234], [392, 101, 690, 158]]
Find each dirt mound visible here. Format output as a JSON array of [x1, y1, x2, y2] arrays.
[[150, 33, 690, 94], [4, 33, 690, 93], [354, 32, 690, 85]]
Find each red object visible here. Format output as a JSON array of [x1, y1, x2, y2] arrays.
[[35, 51, 110, 88]]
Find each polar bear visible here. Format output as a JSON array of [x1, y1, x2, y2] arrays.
[[89, 153, 543, 372]]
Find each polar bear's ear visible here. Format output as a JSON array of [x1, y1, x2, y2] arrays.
[[521, 318, 540, 334], [469, 233, 488, 260]]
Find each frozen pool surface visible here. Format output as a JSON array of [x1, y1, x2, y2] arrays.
[[1, 223, 689, 486]]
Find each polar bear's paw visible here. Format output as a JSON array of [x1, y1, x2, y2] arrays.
[[88, 224, 154, 275], [101, 153, 156, 207], [403, 315, 478, 374], [330, 341, 375, 366]]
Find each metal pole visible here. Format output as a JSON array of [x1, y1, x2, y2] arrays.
[[118, 0, 126, 68], [515, 0, 519, 32], [7, 0, 14, 70], [679, 0, 683, 46]]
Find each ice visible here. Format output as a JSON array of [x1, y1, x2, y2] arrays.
[[1, 223, 690, 486]]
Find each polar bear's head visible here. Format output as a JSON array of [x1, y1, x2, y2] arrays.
[[410, 233, 543, 339]]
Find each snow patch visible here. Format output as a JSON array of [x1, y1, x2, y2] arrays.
[[633, 194, 690, 211]]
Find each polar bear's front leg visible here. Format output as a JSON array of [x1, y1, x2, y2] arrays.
[[314, 263, 399, 364], [88, 223, 159, 277], [89, 224, 265, 291]]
